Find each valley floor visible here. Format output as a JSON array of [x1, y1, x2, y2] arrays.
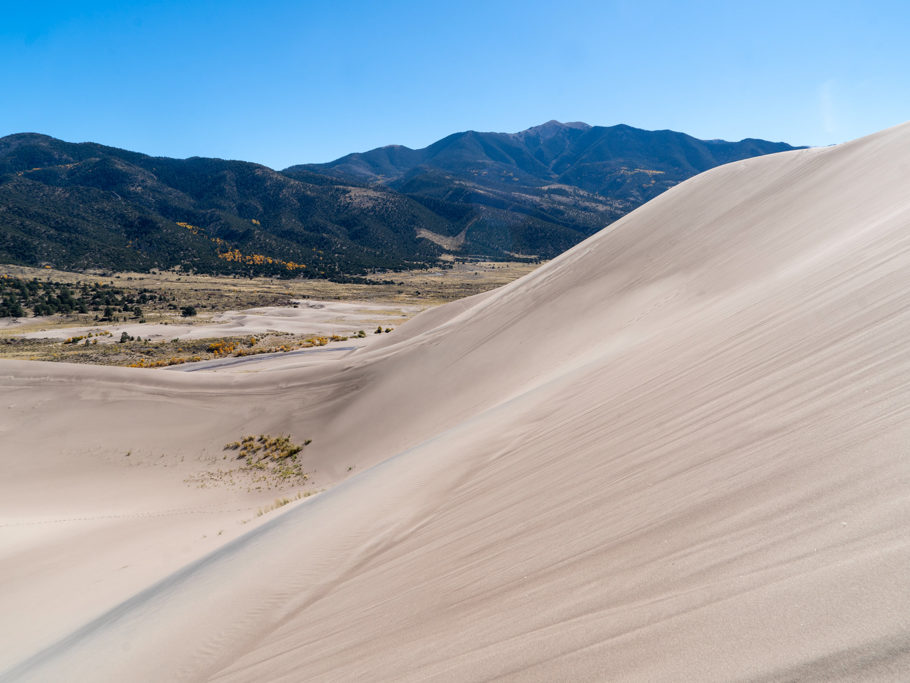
[[0, 260, 537, 367]]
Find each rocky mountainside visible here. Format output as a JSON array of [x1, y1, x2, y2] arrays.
[[290, 121, 800, 259], [0, 133, 447, 278]]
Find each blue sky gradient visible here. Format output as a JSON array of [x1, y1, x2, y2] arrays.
[[2, 0, 907, 168]]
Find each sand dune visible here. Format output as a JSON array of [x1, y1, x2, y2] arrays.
[[3, 122, 910, 681]]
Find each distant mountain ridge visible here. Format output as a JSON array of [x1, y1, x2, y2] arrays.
[[290, 121, 800, 259], [297, 120, 796, 194], [0, 123, 802, 276]]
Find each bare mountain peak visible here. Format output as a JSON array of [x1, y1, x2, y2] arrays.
[[515, 120, 591, 138]]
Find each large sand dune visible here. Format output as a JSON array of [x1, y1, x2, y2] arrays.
[[3, 122, 910, 680]]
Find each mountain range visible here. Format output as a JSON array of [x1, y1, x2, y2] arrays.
[[0, 122, 800, 277]]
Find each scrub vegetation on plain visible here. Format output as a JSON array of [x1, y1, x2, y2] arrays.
[[0, 259, 539, 366]]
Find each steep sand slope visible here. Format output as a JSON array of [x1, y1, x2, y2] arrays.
[[4, 122, 910, 681]]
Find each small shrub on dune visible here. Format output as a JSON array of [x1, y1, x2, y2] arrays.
[[224, 433, 311, 484]]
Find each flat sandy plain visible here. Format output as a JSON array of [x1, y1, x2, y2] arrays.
[[3, 123, 910, 681]]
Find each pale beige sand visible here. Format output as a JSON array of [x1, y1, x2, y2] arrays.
[[15, 299, 417, 342], [3, 122, 910, 681]]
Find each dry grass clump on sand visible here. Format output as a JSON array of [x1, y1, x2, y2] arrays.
[[224, 434, 312, 485], [185, 433, 315, 492], [255, 491, 318, 517]]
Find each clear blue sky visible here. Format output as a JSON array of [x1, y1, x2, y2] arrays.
[[2, 0, 907, 169]]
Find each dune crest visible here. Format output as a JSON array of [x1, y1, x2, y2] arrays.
[[3, 122, 910, 681]]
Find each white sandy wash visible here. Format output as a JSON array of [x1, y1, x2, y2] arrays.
[[3, 122, 910, 681], [12, 299, 418, 342]]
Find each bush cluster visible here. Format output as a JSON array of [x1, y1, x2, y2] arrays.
[[224, 434, 312, 483], [0, 275, 164, 318]]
